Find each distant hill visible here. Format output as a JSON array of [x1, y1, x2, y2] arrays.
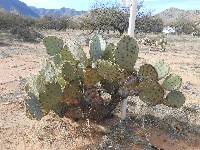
[[157, 7, 200, 25], [30, 6, 85, 17], [0, 0, 39, 17]]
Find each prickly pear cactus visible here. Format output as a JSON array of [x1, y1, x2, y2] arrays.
[[138, 80, 165, 105], [153, 60, 170, 79], [25, 34, 186, 121], [115, 36, 139, 72], [162, 74, 182, 91], [97, 60, 124, 82], [43, 36, 64, 56], [89, 34, 106, 60], [138, 64, 158, 81], [103, 43, 115, 62], [165, 91, 185, 108]]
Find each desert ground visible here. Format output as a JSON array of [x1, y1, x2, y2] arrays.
[[0, 30, 200, 149]]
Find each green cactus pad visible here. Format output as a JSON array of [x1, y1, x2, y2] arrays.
[[43, 36, 64, 56], [25, 74, 46, 97], [138, 64, 158, 81], [25, 93, 44, 120], [84, 66, 102, 88], [53, 54, 62, 66], [165, 91, 186, 108], [89, 34, 106, 60], [52, 102, 69, 117], [153, 60, 170, 79], [67, 42, 87, 65], [56, 74, 68, 90], [60, 46, 78, 65], [97, 60, 124, 82], [40, 60, 57, 83], [103, 43, 115, 62], [138, 80, 165, 105], [115, 36, 139, 72], [62, 61, 77, 81], [63, 81, 82, 105], [162, 74, 182, 91], [39, 82, 62, 112]]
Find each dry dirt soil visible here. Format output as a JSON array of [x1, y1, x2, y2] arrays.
[[0, 30, 200, 150]]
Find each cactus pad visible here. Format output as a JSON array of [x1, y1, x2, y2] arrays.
[[162, 74, 182, 91], [84, 66, 102, 88], [60, 46, 78, 65], [62, 61, 77, 81], [97, 60, 124, 82], [165, 91, 185, 108], [138, 80, 165, 105], [43, 36, 64, 56], [39, 82, 62, 112], [67, 41, 87, 64], [115, 36, 139, 72], [25, 93, 44, 120], [153, 60, 170, 79], [103, 43, 115, 62], [89, 34, 106, 60], [138, 64, 158, 81], [63, 81, 82, 105]]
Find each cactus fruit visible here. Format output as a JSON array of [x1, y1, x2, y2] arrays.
[[138, 64, 158, 81], [162, 74, 182, 91], [153, 60, 170, 79], [39, 82, 62, 112], [84, 66, 102, 88], [43, 36, 64, 56], [138, 80, 165, 105], [89, 34, 106, 60], [165, 91, 185, 108], [103, 43, 115, 62], [115, 36, 139, 72], [97, 60, 124, 82]]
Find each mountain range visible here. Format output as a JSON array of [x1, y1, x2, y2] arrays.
[[0, 0, 85, 17]]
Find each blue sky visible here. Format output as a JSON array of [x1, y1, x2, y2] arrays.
[[21, 0, 200, 12]]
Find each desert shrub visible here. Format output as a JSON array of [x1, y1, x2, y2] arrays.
[[10, 26, 43, 42], [35, 16, 72, 31], [80, 8, 129, 35], [136, 15, 164, 33], [0, 11, 35, 30], [170, 18, 197, 35]]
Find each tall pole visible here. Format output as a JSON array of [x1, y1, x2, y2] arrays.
[[128, 0, 137, 37], [121, 0, 137, 120]]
